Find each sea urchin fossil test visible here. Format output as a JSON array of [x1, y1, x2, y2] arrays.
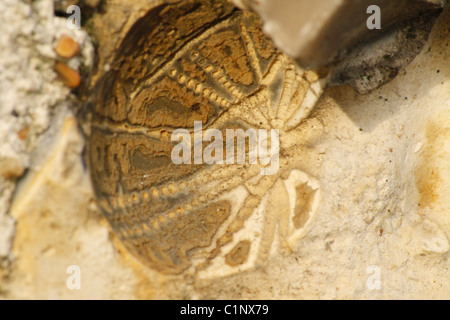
[[88, 0, 326, 277]]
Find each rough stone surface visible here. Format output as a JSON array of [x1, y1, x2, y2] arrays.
[[329, 13, 441, 93], [242, 0, 446, 69], [7, 111, 147, 299], [0, 0, 93, 264], [0, 0, 448, 299]]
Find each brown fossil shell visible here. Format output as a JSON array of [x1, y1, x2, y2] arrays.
[[88, 0, 324, 276]]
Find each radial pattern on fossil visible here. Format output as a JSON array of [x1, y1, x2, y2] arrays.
[[89, 0, 325, 277]]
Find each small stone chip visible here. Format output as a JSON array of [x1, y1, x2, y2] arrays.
[[0, 158, 25, 179], [55, 62, 81, 88], [55, 35, 80, 59], [17, 127, 29, 140]]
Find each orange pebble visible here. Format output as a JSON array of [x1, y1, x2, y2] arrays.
[[55, 35, 80, 58], [18, 127, 29, 140], [55, 62, 81, 88]]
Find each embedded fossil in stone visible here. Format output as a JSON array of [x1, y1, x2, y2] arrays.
[[88, 0, 325, 277]]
